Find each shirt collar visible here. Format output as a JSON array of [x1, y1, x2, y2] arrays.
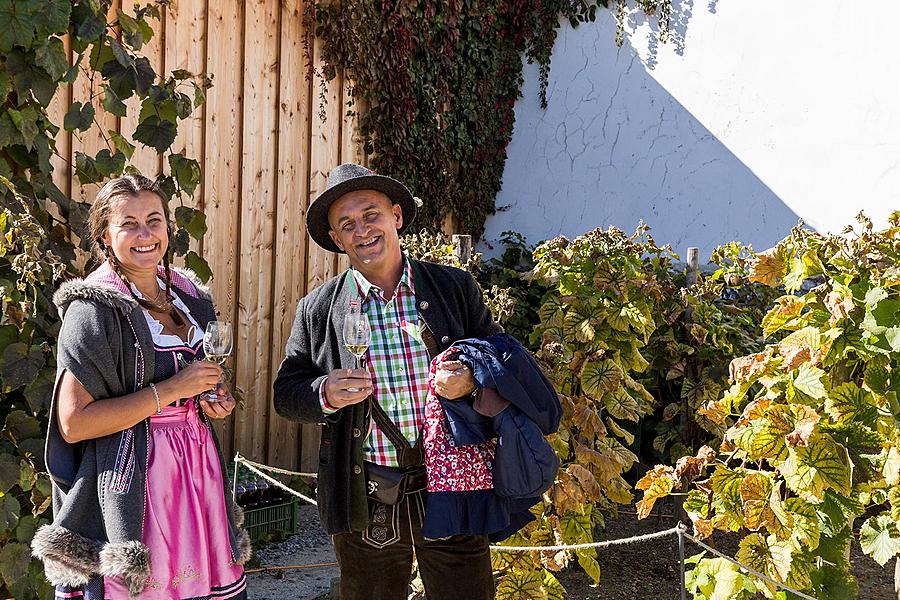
[[351, 255, 416, 301]]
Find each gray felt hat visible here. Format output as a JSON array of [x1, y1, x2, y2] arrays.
[[306, 163, 417, 253]]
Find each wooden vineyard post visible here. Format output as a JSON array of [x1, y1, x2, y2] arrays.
[[452, 234, 472, 265]]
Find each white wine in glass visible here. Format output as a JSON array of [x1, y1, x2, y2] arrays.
[[343, 303, 371, 392], [203, 321, 233, 401]]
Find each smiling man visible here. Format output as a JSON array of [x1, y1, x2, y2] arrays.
[[273, 164, 500, 600]]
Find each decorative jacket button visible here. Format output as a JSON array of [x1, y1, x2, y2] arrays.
[[353, 465, 362, 475], [419, 301, 429, 310], [352, 427, 361, 438], [441, 336, 449, 344]]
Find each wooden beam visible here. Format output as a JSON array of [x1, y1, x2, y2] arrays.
[[231, 0, 280, 462]]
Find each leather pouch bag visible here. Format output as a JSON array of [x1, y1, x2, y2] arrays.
[[364, 461, 406, 505]]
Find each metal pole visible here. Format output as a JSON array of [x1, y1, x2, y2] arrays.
[[678, 525, 687, 600]]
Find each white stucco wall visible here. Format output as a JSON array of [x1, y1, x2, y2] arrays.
[[481, 1, 900, 257]]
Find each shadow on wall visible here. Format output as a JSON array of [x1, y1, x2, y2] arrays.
[[482, 1, 802, 257]]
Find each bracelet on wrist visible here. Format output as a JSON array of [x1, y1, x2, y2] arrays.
[[149, 383, 161, 415]]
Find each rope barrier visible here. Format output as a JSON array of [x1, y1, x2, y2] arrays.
[[234, 453, 318, 506], [232, 455, 819, 599], [234, 454, 317, 479], [489, 525, 682, 552], [678, 524, 818, 600], [244, 561, 339, 575]]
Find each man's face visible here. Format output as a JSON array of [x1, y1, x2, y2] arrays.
[[327, 189, 404, 272]]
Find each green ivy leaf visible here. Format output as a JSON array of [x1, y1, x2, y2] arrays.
[[102, 85, 128, 117], [169, 154, 202, 197], [18, 459, 35, 491], [14, 513, 38, 543], [116, 9, 143, 47], [0, 0, 38, 53], [0, 342, 45, 391], [34, 0, 70, 34], [559, 509, 592, 543], [64, 101, 95, 132], [0, 453, 18, 493], [174, 206, 205, 239], [174, 92, 193, 119], [575, 548, 601, 583], [71, 2, 105, 42], [0, 541, 31, 589], [169, 227, 189, 256], [133, 115, 177, 152], [184, 251, 212, 283], [7, 49, 54, 108], [102, 55, 155, 97], [824, 382, 877, 424], [0, 111, 18, 147], [859, 514, 900, 566], [0, 69, 11, 104], [6, 106, 38, 150], [5, 410, 41, 442], [0, 494, 20, 530], [74, 151, 103, 184], [108, 130, 135, 160], [94, 148, 126, 178], [34, 36, 68, 81]]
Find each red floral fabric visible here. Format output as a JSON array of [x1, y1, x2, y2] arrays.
[[423, 348, 495, 492]]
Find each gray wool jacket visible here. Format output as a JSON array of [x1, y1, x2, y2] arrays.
[[32, 263, 250, 597]]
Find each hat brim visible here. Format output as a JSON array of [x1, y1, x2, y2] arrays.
[[306, 174, 417, 254]]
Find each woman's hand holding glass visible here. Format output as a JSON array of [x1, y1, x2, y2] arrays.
[[162, 360, 224, 400], [203, 321, 233, 402]]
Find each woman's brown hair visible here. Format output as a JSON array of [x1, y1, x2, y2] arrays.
[[87, 174, 184, 325]]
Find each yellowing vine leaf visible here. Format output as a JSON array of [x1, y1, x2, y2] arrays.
[[602, 387, 643, 422], [859, 514, 900, 566], [566, 464, 601, 501], [779, 434, 851, 503], [729, 347, 775, 384], [778, 326, 829, 370], [579, 359, 623, 400], [791, 364, 827, 400], [635, 465, 676, 519], [739, 473, 773, 531], [825, 288, 855, 326], [496, 568, 547, 600], [762, 295, 806, 337], [825, 382, 876, 423]]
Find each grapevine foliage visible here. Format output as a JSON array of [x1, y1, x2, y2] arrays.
[[639, 214, 900, 599], [0, 2, 208, 597]]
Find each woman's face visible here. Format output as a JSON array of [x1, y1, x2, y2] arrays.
[[102, 191, 169, 276]]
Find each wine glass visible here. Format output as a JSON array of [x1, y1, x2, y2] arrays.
[[203, 321, 233, 401], [343, 310, 371, 392]]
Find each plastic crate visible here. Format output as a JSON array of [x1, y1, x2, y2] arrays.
[[242, 499, 298, 542]]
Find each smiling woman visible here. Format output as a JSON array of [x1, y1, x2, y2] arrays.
[[32, 175, 252, 599]]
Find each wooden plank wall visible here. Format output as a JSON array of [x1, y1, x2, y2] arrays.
[[47, 0, 366, 469]]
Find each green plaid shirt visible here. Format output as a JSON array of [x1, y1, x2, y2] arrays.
[[320, 256, 431, 466]]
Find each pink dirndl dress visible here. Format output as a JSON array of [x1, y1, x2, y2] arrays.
[[103, 288, 245, 599]]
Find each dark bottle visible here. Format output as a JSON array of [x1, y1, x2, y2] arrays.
[[256, 478, 271, 508], [246, 477, 260, 509], [234, 478, 247, 508]]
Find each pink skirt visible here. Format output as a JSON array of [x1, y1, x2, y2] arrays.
[[104, 402, 245, 599]]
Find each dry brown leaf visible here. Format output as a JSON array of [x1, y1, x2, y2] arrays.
[[825, 290, 855, 325], [748, 247, 785, 287], [729, 347, 775, 384]]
